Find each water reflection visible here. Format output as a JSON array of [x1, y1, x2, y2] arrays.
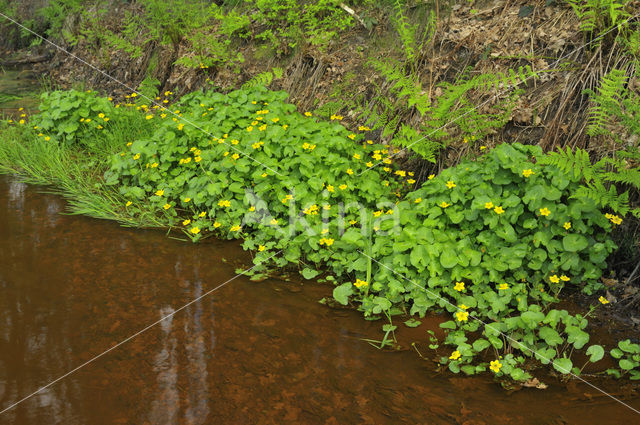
[[0, 175, 639, 424]]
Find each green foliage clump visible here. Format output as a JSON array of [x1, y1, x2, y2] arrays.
[[6, 85, 638, 383], [103, 86, 405, 252], [30, 89, 155, 153]]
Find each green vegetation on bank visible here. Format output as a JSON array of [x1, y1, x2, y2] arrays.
[[1, 84, 639, 384]]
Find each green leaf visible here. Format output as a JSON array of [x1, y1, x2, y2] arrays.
[[472, 338, 491, 352], [562, 234, 589, 252], [585, 345, 605, 362], [332, 283, 353, 305], [619, 359, 636, 370], [301, 268, 320, 279], [440, 248, 458, 268], [539, 326, 563, 346], [404, 318, 422, 328], [553, 357, 573, 374], [440, 320, 457, 330]]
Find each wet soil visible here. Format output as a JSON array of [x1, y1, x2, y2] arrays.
[[1, 176, 639, 424]]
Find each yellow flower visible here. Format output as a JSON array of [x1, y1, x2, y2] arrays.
[[560, 275, 570, 281], [230, 225, 241, 232], [366, 161, 373, 167], [459, 304, 469, 310], [455, 311, 469, 322], [270, 218, 278, 225], [151, 162, 159, 168], [183, 219, 191, 226], [563, 222, 571, 230], [428, 174, 435, 180], [353, 153, 361, 160], [348, 134, 356, 140], [199, 211, 207, 217], [346, 169, 354, 175], [498, 283, 509, 290], [326, 184, 334, 192], [126, 142, 133, 147], [598, 295, 609, 305], [249, 206, 255, 212], [97, 125, 103, 129], [385, 209, 393, 215], [218, 200, 231, 208], [183, 197, 191, 203], [407, 179, 416, 184], [304, 112, 312, 117], [449, 350, 461, 360], [213, 221, 221, 228], [194, 156, 202, 162], [133, 153, 140, 160], [232, 153, 240, 160], [261, 172, 268, 178], [339, 184, 347, 190], [454, 281, 465, 292], [395, 170, 406, 177], [485, 202, 494, 209], [549, 275, 560, 284], [271, 117, 280, 123], [246, 126, 253, 132], [522, 169, 534, 177], [259, 124, 267, 131], [489, 360, 502, 373], [281, 194, 293, 204], [446, 180, 456, 189], [439, 201, 450, 208], [282, 124, 288, 130], [258, 245, 266, 252], [145, 115, 153, 120], [414, 197, 422, 203], [358, 126, 370, 131], [323, 238, 334, 246], [354, 279, 368, 288], [373, 210, 383, 217], [44, 136, 50, 141], [610, 215, 622, 225], [330, 114, 343, 120], [103, 117, 109, 122], [177, 123, 184, 130], [494, 206, 505, 214], [98, 113, 105, 118], [125, 201, 132, 207], [539, 207, 551, 217], [252, 142, 262, 149], [155, 190, 164, 196], [130, 92, 137, 97]]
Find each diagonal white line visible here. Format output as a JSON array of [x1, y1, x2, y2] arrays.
[[0, 12, 283, 177], [358, 249, 640, 415], [358, 12, 640, 176], [0, 249, 282, 415]]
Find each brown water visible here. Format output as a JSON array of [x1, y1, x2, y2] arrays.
[[0, 175, 639, 424]]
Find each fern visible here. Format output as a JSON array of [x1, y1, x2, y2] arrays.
[[241, 67, 283, 89], [585, 68, 631, 136], [539, 146, 640, 216]]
